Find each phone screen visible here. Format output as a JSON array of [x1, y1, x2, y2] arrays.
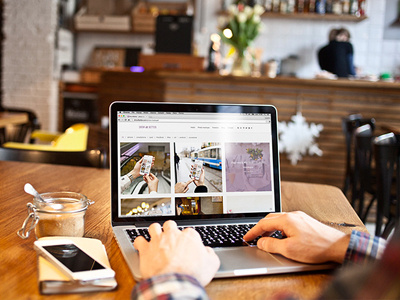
[[43, 244, 105, 272]]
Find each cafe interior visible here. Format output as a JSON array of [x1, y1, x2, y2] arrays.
[[1, 0, 400, 299]]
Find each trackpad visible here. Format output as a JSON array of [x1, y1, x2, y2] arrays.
[[215, 247, 287, 277]]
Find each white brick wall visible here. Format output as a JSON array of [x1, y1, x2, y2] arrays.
[[2, 0, 58, 131]]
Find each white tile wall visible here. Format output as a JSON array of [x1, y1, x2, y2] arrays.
[[2, 0, 58, 131]]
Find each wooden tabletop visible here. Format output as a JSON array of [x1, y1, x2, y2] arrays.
[[0, 161, 365, 300], [0, 112, 28, 128]]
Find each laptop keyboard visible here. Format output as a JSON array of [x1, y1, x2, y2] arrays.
[[126, 224, 284, 247]]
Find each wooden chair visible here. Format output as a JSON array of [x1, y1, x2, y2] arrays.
[[373, 132, 399, 237], [341, 114, 375, 196], [0, 106, 41, 144], [0, 147, 108, 168], [2, 123, 89, 151], [352, 124, 376, 219]]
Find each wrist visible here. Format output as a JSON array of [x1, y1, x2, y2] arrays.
[[328, 234, 351, 264], [128, 173, 135, 182]]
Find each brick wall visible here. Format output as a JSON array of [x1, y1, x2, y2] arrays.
[[2, 0, 58, 131]]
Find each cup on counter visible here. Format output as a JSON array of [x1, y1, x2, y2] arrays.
[[264, 60, 278, 78], [18, 191, 94, 239]]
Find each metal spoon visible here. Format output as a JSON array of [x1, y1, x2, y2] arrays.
[[24, 183, 64, 210], [24, 183, 45, 202]]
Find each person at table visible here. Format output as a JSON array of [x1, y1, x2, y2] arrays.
[[132, 211, 399, 299], [318, 27, 356, 78]]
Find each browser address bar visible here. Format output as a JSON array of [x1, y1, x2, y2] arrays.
[[128, 119, 268, 123]]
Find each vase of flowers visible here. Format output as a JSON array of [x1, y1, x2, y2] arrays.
[[219, 2, 265, 76]]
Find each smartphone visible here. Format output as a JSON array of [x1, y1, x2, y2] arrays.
[[34, 239, 115, 282], [139, 155, 153, 175], [190, 160, 203, 180]]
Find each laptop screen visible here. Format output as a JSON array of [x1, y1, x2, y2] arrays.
[[110, 102, 281, 225]]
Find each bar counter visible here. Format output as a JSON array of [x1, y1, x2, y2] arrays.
[[95, 70, 400, 188]]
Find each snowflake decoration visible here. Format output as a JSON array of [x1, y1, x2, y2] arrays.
[[278, 112, 323, 165]]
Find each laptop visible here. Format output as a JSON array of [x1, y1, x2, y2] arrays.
[[109, 101, 334, 280]]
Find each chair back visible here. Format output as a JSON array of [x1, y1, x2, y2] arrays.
[[2, 123, 89, 151], [373, 133, 400, 237], [352, 124, 375, 217], [0, 147, 108, 168], [52, 124, 89, 151], [341, 114, 376, 195], [0, 106, 41, 143]]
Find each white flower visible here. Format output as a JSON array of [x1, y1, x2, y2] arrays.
[[253, 15, 261, 24], [253, 4, 265, 16], [228, 4, 238, 15], [244, 5, 253, 17], [237, 12, 247, 23]]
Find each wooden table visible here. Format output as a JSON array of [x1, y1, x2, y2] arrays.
[[0, 161, 365, 300], [0, 112, 28, 128]]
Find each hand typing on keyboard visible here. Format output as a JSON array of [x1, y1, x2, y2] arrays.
[[133, 220, 220, 286], [243, 211, 350, 264]]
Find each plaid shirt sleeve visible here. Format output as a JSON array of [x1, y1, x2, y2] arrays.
[[344, 230, 387, 265], [131, 273, 209, 300], [320, 229, 400, 299]]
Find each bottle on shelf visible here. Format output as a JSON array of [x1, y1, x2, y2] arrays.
[[325, 0, 333, 13], [315, 0, 326, 14], [342, 0, 350, 14], [358, 0, 366, 16], [304, 0, 310, 12], [280, 0, 288, 13], [272, 0, 281, 12], [332, 0, 342, 14], [309, 0, 316, 12], [296, 0, 305, 13], [264, 0, 273, 12], [287, 0, 296, 13], [349, 0, 358, 14]]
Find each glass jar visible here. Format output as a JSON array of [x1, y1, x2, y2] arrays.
[[18, 192, 94, 239]]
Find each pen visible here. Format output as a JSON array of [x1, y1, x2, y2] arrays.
[[321, 221, 358, 227]]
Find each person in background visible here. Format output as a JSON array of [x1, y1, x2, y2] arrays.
[[132, 211, 400, 299], [318, 27, 357, 78]]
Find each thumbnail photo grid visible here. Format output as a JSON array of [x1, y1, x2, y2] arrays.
[[119, 142, 272, 217]]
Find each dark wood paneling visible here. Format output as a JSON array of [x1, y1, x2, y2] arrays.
[[98, 71, 400, 189]]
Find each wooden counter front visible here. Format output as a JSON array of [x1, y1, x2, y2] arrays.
[[98, 70, 400, 189]]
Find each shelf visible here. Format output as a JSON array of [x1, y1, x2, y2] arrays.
[[218, 11, 367, 22], [262, 12, 367, 22]]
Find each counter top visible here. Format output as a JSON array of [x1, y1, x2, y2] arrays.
[[93, 69, 400, 90]]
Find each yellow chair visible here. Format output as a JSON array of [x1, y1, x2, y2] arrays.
[[3, 123, 89, 151]]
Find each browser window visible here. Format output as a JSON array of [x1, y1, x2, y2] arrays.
[[117, 111, 275, 218]]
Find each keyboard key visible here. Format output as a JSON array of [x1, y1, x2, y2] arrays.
[[126, 224, 263, 247]]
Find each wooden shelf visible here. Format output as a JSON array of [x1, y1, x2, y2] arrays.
[[263, 12, 367, 22], [218, 11, 367, 22]]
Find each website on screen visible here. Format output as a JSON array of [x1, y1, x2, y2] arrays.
[[117, 111, 275, 218]]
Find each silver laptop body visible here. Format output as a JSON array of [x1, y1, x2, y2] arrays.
[[109, 101, 334, 280]]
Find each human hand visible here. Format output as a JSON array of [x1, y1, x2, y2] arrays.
[[193, 168, 205, 186], [134, 221, 220, 286], [175, 179, 194, 193], [243, 211, 350, 264], [131, 156, 155, 179], [143, 173, 159, 193]]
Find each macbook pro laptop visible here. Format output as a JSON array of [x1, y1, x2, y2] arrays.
[[109, 101, 334, 280]]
